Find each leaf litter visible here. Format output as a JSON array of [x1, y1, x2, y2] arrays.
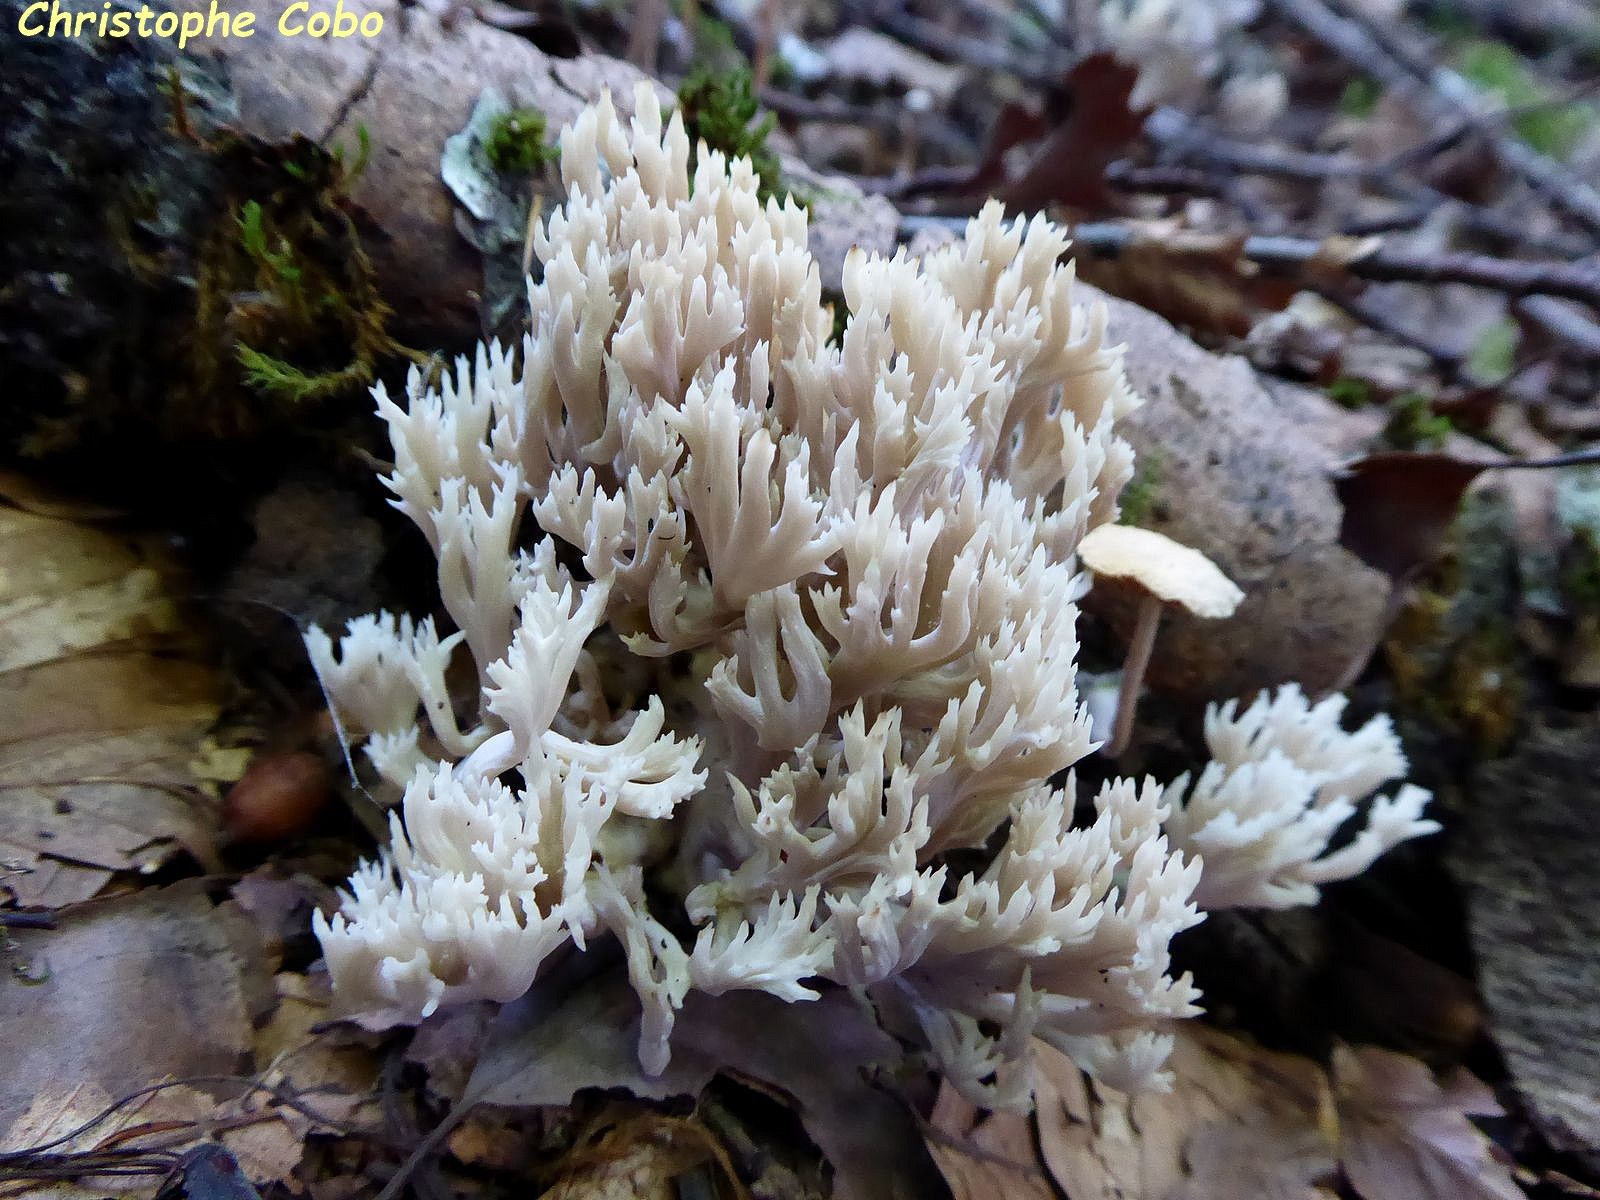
[[0, 505, 222, 906], [927, 1026, 1524, 1200]]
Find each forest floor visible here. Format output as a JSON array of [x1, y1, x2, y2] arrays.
[[5, 1, 1600, 1197]]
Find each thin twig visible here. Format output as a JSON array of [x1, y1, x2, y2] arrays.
[[1314, 285, 1466, 371], [1145, 106, 1586, 256], [870, 7, 1059, 84], [0, 911, 54, 929], [1266, 0, 1600, 238], [901, 215, 1600, 310], [1519, 296, 1600, 359]]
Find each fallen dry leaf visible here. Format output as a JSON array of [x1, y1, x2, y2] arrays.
[[1334, 451, 1491, 583], [542, 1106, 745, 1200], [0, 899, 372, 1197], [0, 504, 222, 906], [1000, 54, 1149, 212], [925, 1083, 1057, 1200], [932, 1030, 1521, 1200], [1, 1080, 305, 1200], [250, 970, 383, 1138], [467, 963, 942, 1200], [1335, 447, 1600, 584], [1077, 224, 1301, 339], [1333, 1045, 1524, 1200], [1031, 1027, 1338, 1200], [0, 885, 266, 1144], [896, 54, 1147, 214], [0, 473, 125, 522]]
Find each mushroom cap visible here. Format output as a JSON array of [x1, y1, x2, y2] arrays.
[[1078, 524, 1245, 619]]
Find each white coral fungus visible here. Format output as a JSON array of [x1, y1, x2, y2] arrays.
[[309, 83, 1435, 1106], [1164, 686, 1440, 910]]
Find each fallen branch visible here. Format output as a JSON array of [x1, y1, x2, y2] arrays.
[[1265, 0, 1600, 239], [870, 7, 1059, 85], [0, 911, 55, 929], [1144, 107, 1587, 257], [902, 216, 1600, 311]]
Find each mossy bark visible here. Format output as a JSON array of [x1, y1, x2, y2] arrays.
[[1, 1, 401, 493], [0, 0, 234, 458]]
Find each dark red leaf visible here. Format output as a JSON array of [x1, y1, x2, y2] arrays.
[[1334, 451, 1490, 582], [1335, 447, 1600, 581], [1000, 54, 1147, 212], [892, 53, 1147, 212]]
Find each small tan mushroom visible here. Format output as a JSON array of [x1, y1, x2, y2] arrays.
[[1079, 524, 1245, 756]]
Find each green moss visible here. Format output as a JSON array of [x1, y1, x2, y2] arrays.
[[207, 133, 413, 417], [1561, 531, 1600, 609], [1328, 376, 1374, 410], [1385, 491, 1526, 756], [332, 123, 372, 181], [483, 108, 554, 175], [676, 67, 790, 207], [1381, 391, 1453, 451], [1118, 451, 1165, 526], [1339, 76, 1383, 118], [1443, 620, 1523, 752], [1455, 39, 1595, 160]]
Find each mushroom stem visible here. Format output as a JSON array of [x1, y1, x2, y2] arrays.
[[1104, 593, 1163, 757]]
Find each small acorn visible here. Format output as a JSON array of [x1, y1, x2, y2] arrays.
[[223, 750, 331, 846]]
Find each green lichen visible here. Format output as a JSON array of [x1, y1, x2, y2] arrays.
[[676, 66, 790, 207], [483, 108, 554, 176], [1464, 317, 1519, 383]]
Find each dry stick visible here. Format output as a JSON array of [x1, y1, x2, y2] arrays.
[[0, 911, 54, 929], [903, 215, 1600, 362], [1520, 296, 1600, 359], [1265, 0, 1600, 239], [1263, 239, 1600, 308], [1315, 285, 1466, 370], [1144, 107, 1586, 256], [750, 0, 779, 92], [1419, 0, 1600, 53], [901, 215, 1600, 309], [871, 6, 1059, 85], [759, 88, 976, 167]]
